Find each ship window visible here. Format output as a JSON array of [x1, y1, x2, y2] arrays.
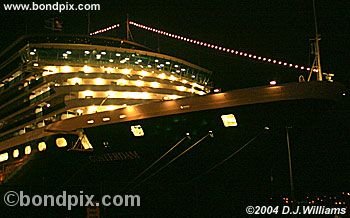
[[102, 117, 111, 122], [87, 119, 95, 124], [221, 114, 238, 127], [131, 125, 144, 137], [13, 149, 19, 158], [38, 142, 47, 151], [0, 153, 9, 162], [56, 138, 67, 148], [25, 146, 32, 155]]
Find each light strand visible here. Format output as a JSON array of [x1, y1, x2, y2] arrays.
[[129, 21, 316, 72], [90, 24, 120, 36]]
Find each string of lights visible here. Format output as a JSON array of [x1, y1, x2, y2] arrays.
[[129, 21, 317, 73], [89, 24, 120, 36]]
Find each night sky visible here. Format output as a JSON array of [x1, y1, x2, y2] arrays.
[[0, 0, 349, 90]]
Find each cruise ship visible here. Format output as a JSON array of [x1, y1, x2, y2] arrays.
[[0, 34, 349, 216]]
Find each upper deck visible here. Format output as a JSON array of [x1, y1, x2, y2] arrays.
[[0, 35, 212, 143]]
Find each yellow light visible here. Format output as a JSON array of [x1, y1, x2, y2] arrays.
[[94, 78, 105, 85], [38, 142, 47, 151], [177, 86, 186, 92], [131, 125, 144, 137], [13, 149, 19, 158], [82, 90, 94, 98], [135, 80, 144, 87], [43, 66, 59, 74], [121, 68, 131, 75], [158, 73, 166, 79], [128, 92, 140, 99], [141, 92, 150, 99], [70, 77, 82, 85], [140, 71, 149, 77], [106, 105, 118, 111], [169, 75, 177, 81], [61, 66, 72, 73], [0, 152, 9, 162], [105, 67, 115, 73], [25, 146, 32, 155], [83, 65, 93, 73], [76, 109, 83, 115], [117, 79, 127, 86], [181, 79, 188, 84], [107, 91, 116, 98], [102, 117, 111, 122], [56, 138, 67, 148], [87, 105, 98, 113], [0, 153, 9, 162], [168, 95, 181, 100], [221, 114, 238, 127], [269, 80, 277, 85], [150, 82, 160, 88]]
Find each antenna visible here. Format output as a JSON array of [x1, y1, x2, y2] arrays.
[[126, 14, 134, 41], [308, 0, 323, 81]]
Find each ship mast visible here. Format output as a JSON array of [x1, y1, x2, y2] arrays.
[[126, 14, 134, 41], [308, 0, 323, 82]]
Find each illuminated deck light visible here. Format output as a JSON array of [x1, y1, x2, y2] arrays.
[[150, 82, 160, 88], [131, 125, 144, 136], [158, 73, 166, 79], [102, 117, 111, 122], [180, 105, 190, 109], [94, 78, 105, 85], [177, 86, 186, 91], [25, 146, 32, 155], [56, 138, 67, 148], [0, 153, 9, 162], [117, 79, 127, 86], [121, 68, 131, 75], [77, 109, 83, 115], [135, 80, 144, 87], [13, 149, 19, 158], [221, 114, 238, 127], [38, 142, 47, 151], [83, 65, 93, 73], [87, 119, 95, 124]]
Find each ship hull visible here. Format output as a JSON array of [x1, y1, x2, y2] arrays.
[[1, 83, 349, 216]]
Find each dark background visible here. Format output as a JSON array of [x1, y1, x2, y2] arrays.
[[0, 0, 349, 90]]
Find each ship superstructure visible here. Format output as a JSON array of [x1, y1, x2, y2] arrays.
[[0, 35, 212, 157]]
